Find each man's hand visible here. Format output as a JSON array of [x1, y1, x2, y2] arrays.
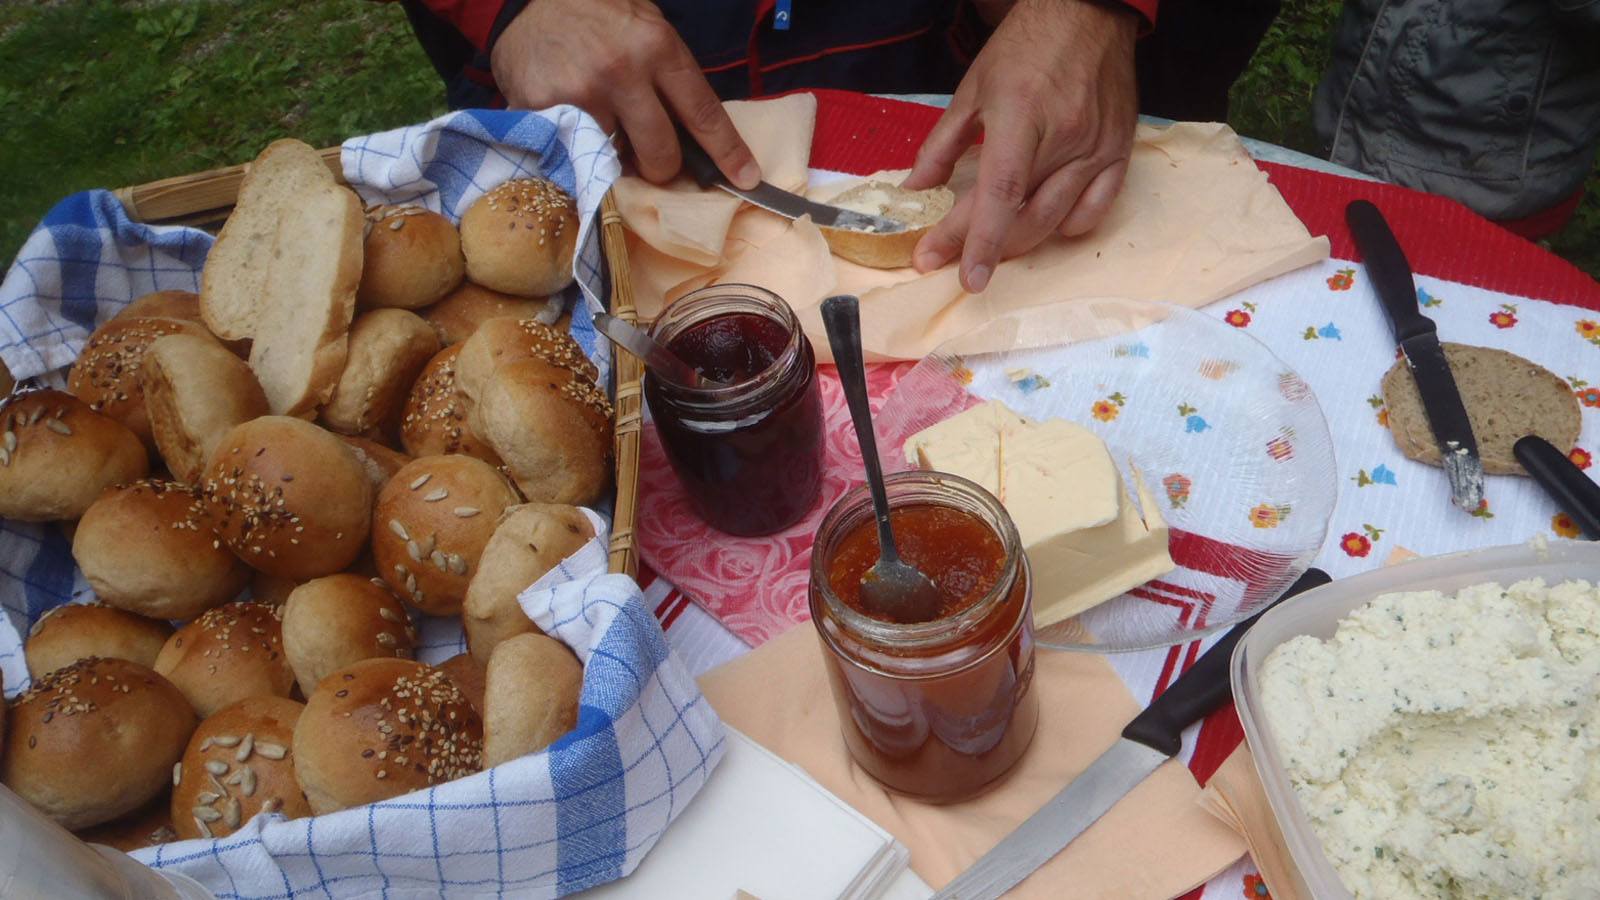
[[902, 0, 1138, 292], [491, 0, 762, 189]]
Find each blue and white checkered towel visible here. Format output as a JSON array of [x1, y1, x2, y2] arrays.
[[0, 108, 725, 898]]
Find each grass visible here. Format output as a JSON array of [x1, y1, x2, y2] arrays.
[[1, 0, 1595, 279]]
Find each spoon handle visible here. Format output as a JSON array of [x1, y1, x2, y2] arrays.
[[821, 295, 900, 563]]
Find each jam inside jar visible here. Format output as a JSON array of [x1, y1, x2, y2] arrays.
[[810, 472, 1039, 803], [644, 285, 824, 536]]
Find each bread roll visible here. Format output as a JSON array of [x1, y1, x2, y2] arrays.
[[68, 316, 214, 447], [459, 179, 577, 297], [76, 795, 177, 852], [322, 309, 440, 435], [201, 138, 338, 340], [373, 455, 519, 616], [0, 391, 149, 521], [24, 603, 173, 680], [436, 653, 486, 717], [2, 658, 196, 829], [339, 434, 412, 490], [154, 602, 294, 718], [293, 659, 483, 815], [171, 696, 310, 839], [399, 345, 502, 463], [816, 181, 955, 269], [470, 358, 612, 504], [247, 179, 364, 417], [358, 205, 465, 310], [201, 416, 373, 578], [142, 332, 269, 483], [73, 479, 250, 620], [116, 290, 201, 324], [251, 571, 299, 606], [454, 316, 598, 402], [464, 503, 593, 664], [283, 574, 416, 693], [424, 282, 553, 346], [482, 634, 582, 767]]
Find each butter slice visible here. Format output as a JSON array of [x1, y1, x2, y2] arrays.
[[903, 400, 1174, 627]]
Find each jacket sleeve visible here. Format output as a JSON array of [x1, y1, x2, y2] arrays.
[[1116, 0, 1158, 32], [1548, 0, 1600, 28], [412, 0, 533, 51]]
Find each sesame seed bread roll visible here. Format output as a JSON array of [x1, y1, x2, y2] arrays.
[[423, 282, 553, 346], [141, 333, 270, 484], [293, 659, 483, 815], [469, 358, 612, 505], [483, 633, 582, 767], [463, 503, 593, 665], [76, 794, 178, 852], [358, 205, 465, 310], [399, 345, 503, 464], [250, 571, 299, 607], [454, 316, 598, 402], [338, 434, 412, 491], [73, 479, 250, 620], [373, 455, 519, 616], [458, 179, 577, 298], [201, 416, 374, 579], [154, 602, 294, 718], [322, 309, 440, 435], [171, 696, 310, 840], [283, 574, 416, 694], [436, 653, 487, 718], [2, 658, 197, 829], [67, 316, 216, 449], [24, 603, 174, 681], [115, 290, 202, 324], [0, 391, 149, 522]]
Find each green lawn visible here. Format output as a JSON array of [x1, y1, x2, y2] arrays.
[[1, 0, 1595, 279]]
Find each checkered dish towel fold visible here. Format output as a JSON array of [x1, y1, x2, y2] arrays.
[[0, 108, 725, 898]]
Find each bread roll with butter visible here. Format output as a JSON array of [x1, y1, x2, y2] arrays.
[[357, 205, 465, 310], [0, 391, 151, 522], [464, 503, 593, 664], [482, 633, 582, 767], [817, 181, 954, 269]]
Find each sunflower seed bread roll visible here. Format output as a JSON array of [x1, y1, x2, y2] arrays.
[[170, 696, 310, 840], [0, 390, 149, 522]]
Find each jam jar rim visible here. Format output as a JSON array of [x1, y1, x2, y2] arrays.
[[810, 470, 1027, 654], [644, 283, 805, 414]]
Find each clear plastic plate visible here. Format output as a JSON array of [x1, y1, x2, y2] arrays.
[[874, 298, 1336, 651], [1230, 539, 1600, 898]]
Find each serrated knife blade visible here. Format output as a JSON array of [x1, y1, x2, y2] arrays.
[[1347, 200, 1485, 511]]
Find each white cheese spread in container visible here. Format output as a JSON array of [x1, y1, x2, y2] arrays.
[[1260, 579, 1600, 899]]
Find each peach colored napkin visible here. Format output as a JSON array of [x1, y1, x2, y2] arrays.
[[700, 626, 1247, 897], [616, 96, 1329, 361], [1197, 747, 1311, 900]]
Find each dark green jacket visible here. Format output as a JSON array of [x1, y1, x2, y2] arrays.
[[1314, 0, 1600, 219]]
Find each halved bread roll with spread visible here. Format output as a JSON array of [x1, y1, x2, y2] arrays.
[[817, 181, 955, 269]]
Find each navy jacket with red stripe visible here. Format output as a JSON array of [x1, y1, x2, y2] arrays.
[[399, 0, 1159, 109]]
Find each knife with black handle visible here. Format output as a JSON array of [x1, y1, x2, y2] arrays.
[[1347, 200, 1485, 511], [1515, 435, 1600, 540], [932, 567, 1332, 899]]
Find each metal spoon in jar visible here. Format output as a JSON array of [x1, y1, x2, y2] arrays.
[[592, 312, 726, 388], [820, 295, 942, 625]]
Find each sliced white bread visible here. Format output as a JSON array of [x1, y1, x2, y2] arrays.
[[201, 139, 336, 340], [247, 181, 364, 417], [817, 181, 954, 269]]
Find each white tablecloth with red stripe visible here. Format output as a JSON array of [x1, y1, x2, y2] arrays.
[[632, 90, 1600, 900]]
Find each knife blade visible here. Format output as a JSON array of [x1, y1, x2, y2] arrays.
[[591, 312, 711, 388], [677, 128, 907, 234], [932, 568, 1332, 900], [1346, 199, 1485, 511]]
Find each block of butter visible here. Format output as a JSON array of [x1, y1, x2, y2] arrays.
[[903, 400, 1175, 627]]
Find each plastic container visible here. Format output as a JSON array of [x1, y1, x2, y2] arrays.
[[1230, 539, 1600, 899]]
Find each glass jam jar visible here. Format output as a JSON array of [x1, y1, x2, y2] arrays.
[[643, 284, 825, 536], [809, 471, 1039, 803]]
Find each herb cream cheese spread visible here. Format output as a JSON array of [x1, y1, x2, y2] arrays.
[[1260, 579, 1600, 898]]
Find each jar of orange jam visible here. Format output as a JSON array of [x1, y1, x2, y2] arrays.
[[808, 471, 1038, 802]]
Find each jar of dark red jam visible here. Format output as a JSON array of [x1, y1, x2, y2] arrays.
[[809, 471, 1038, 803], [644, 284, 824, 536]]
